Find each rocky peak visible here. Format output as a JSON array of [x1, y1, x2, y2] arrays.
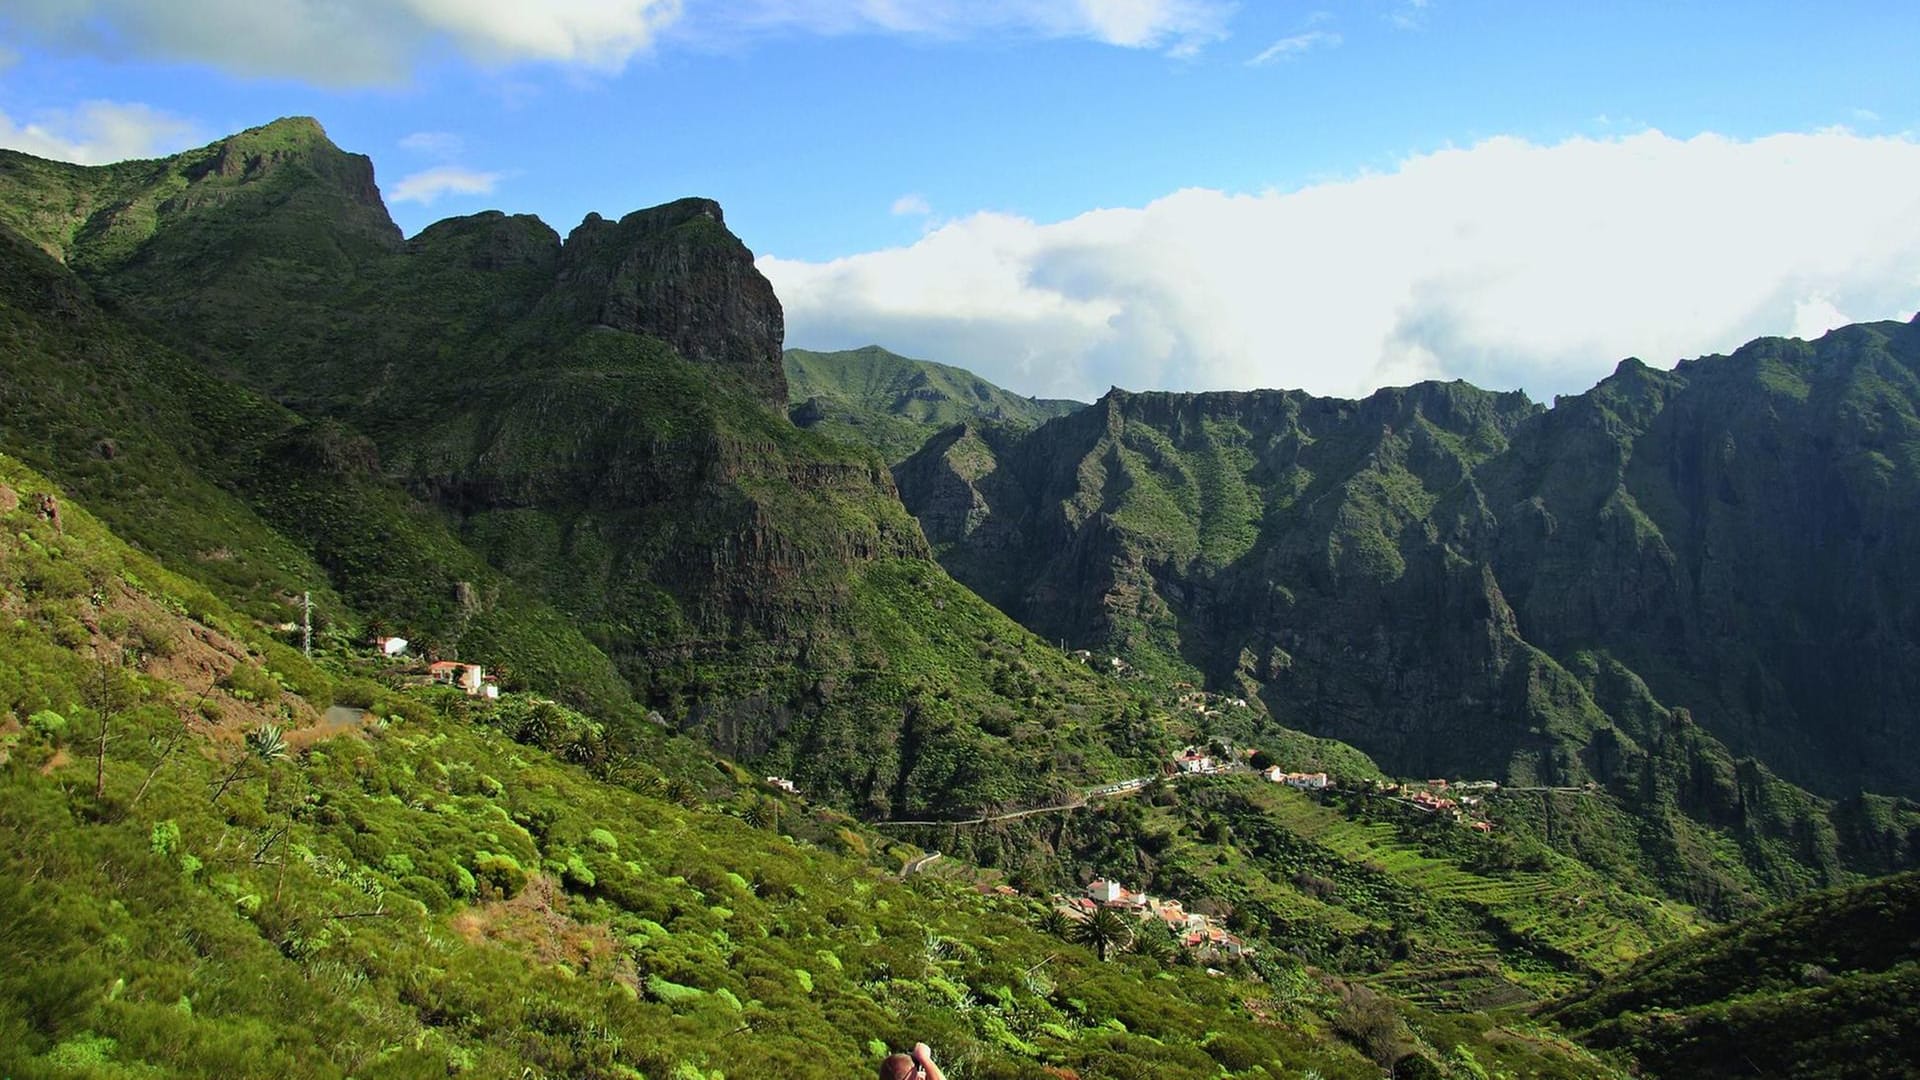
[[548, 197, 787, 407], [189, 117, 390, 216]]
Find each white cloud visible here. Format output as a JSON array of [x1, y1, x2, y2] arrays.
[[399, 130, 465, 157], [1248, 29, 1340, 65], [2, 0, 1233, 83], [0, 0, 684, 85], [389, 165, 502, 205], [0, 100, 200, 164], [761, 130, 1920, 402], [686, 0, 1233, 55], [891, 193, 933, 216]]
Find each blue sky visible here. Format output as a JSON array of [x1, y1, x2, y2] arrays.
[[3, 1, 1918, 399]]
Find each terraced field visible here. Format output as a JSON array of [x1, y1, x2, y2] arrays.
[[1216, 780, 1702, 1003]]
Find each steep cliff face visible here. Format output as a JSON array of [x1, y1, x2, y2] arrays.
[[547, 199, 788, 408], [899, 327, 1920, 804]]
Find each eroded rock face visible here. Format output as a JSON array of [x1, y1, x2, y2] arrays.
[[549, 199, 787, 408], [896, 323, 1920, 800]]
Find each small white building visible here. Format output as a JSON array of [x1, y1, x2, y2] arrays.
[[429, 661, 493, 697], [766, 776, 800, 794], [375, 635, 409, 657], [1088, 879, 1124, 904]]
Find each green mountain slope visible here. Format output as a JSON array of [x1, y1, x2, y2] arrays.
[[786, 344, 1083, 462], [0, 119, 1159, 823], [0, 216, 636, 716], [1547, 871, 1920, 1078], [895, 350, 1920, 915], [0, 453, 1622, 1080]]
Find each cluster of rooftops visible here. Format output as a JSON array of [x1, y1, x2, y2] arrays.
[[1054, 879, 1252, 957]]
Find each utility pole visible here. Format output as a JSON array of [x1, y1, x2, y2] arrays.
[[302, 591, 313, 658]]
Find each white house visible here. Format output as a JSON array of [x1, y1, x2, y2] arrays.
[[375, 636, 409, 657], [1087, 879, 1124, 904], [429, 661, 494, 698]]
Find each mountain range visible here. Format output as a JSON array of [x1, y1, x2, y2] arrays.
[[1, 116, 1916, 1077]]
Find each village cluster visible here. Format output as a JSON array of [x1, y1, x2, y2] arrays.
[[1053, 879, 1252, 958], [1369, 777, 1499, 833]]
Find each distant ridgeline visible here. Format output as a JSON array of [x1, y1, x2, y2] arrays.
[[893, 323, 1920, 908], [785, 344, 1083, 464], [0, 117, 1914, 922]]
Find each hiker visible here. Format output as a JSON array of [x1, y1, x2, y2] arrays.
[[878, 1042, 946, 1080]]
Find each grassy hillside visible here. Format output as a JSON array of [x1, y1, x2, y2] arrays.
[[786, 345, 1082, 462], [1547, 871, 1920, 1078], [0, 453, 1624, 1079]]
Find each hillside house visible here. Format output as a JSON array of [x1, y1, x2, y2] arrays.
[[765, 776, 799, 794], [373, 635, 409, 657], [428, 661, 498, 699], [1265, 767, 1329, 789], [1178, 751, 1216, 774]]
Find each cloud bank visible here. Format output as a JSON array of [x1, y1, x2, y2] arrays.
[[0, 0, 685, 85], [762, 130, 1920, 402], [0, 100, 200, 164], [1, 0, 1233, 84]]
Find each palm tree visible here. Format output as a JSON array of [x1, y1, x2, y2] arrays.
[[740, 799, 776, 830], [1072, 907, 1134, 962], [1036, 908, 1073, 939], [1130, 923, 1177, 963]]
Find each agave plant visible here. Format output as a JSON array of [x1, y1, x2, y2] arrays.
[[211, 723, 289, 803], [246, 723, 288, 763]]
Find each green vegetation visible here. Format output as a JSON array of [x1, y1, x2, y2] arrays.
[[3, 117, 1916, 1078], [0, 456, 1621, 1078], [1549, 872, 1920, 1078], [785, 345, 1082, 463], [900, 343, 1920, 917]]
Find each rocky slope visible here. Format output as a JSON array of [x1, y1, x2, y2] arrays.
[[897, 328, 1920, 801], [895, 340, 1920, 913]]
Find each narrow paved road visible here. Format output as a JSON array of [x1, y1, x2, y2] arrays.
[[873, 766, 1240, 828], [901, 852, 943, 878]]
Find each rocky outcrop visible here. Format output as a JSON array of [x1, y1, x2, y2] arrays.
[[548, 199, 787, 407]]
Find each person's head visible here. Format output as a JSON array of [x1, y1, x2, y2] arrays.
[[878, 1052, 919, 1080]]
